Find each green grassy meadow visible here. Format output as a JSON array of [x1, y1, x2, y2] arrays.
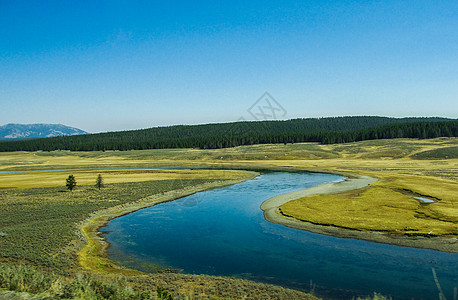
[[0, 138, 456, 299], [0, 168, 312, 299], [0, 179, 219, 269]]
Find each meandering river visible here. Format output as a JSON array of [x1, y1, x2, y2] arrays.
[[101, 171, 457, 299]]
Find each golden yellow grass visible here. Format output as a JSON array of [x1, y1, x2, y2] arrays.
[[1, 138, 456, 237], [281, 184, 457, 236], [76, 174, 259, 274], [0, 137, 455, 170], [274, 152, 457, 237], [0, 169, 249, 189], [0, 138, 456, 297], [1, 170, 314, 299]]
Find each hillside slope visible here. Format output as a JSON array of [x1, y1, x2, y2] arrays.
[[0, 124, 88, 140]]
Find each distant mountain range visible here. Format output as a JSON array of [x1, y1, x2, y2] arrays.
[[0, 124, 88, 140]]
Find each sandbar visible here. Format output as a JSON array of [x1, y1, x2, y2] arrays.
[[261, 173, 458, 253]]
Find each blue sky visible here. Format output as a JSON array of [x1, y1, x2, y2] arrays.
[[1, 1, 457, 132]]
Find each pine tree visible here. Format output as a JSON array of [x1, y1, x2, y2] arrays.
[[66, 175, 76, 192], [95, 174, 104, 190]]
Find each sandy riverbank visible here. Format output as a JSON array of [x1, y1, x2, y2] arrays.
[[75, 170, 320, 299], [261, 173, 458, 253], [78, 172, 260, 273]]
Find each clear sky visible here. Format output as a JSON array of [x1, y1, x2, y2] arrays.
[[1, 1, 457, 133]]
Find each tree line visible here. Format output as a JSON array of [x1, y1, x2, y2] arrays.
[[0, 116, 456, 152]]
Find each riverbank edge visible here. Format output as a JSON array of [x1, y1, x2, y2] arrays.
[[76, 169, 320, 300], [260, 172, 458, 253], [77, 171, 260, 274]]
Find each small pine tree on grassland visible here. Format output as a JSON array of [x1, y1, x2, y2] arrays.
[[66, 175, 76, 191], [95, 174, 104, 190]]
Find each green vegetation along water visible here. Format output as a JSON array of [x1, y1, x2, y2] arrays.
[[101, 172, 458, 300]]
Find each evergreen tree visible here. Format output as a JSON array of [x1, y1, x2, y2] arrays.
[[66, 175, 76, 191], [95, 174, 104, 190], [0, 117, 455, 151]]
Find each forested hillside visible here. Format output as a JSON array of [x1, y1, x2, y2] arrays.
[[0, 116, 456, 151]]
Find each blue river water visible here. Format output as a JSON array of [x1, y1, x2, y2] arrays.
[[101, 172, 457, 299]]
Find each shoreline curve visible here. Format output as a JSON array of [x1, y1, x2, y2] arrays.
[[261, 172, 458, 253], [78, 171, 259, 273]]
